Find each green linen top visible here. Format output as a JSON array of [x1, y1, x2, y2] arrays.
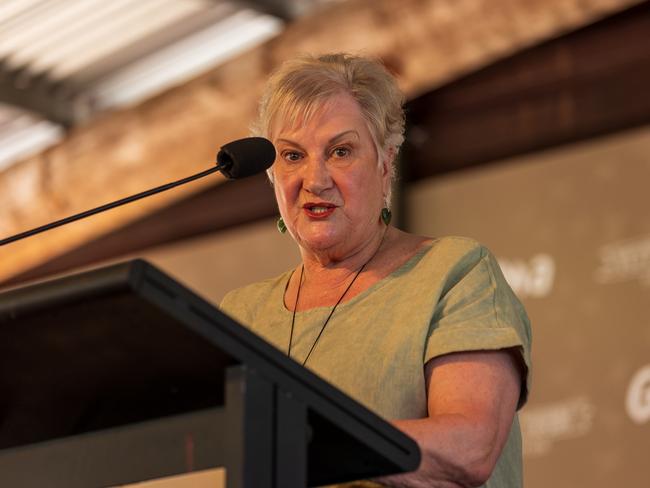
[[220, 236, 532, 488]]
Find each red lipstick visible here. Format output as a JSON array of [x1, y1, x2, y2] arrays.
[[303, 202, 336, 219]]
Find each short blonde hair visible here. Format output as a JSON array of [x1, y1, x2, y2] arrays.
[[253, 53, 405, 206]]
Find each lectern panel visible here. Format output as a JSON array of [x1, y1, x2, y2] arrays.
[[0, 260, 420, 487], [0, 284, 232, 450]]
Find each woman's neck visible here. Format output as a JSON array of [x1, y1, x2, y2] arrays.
[[285, 227, 431, 311], [300, 225, 389, 284], [285, 227, 391, 311]]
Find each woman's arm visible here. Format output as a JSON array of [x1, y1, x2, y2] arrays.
[[379, 349, 522, 488]]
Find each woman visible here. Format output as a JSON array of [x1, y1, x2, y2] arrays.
[[220, 53, 531, 488]]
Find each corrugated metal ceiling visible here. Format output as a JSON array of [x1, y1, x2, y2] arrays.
[[0, 0, 338, 170]]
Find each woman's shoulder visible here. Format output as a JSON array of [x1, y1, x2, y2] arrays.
[[379, 231, 490, 277], [219, 269, 293, 317], [393, 231, 486, 255], [405, 234, 505, 289], [414, 234, 491, 266], [430, 235, 486, 253]]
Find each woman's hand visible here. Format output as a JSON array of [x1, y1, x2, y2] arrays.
[[380, 349, 522, 488]]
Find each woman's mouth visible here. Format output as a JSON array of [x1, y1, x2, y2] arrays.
[[303, 203, 336, 218]]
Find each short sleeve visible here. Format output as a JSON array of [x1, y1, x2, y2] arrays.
[[425, 244, 532, 407]]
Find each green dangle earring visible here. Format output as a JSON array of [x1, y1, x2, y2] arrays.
[[277, 217, 287, 234], [380, 207, 392, 226]]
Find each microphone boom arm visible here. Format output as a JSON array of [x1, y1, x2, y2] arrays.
[[0, 165, 224, 247]]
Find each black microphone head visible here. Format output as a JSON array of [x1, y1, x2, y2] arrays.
[[216, 137, 276, 179]]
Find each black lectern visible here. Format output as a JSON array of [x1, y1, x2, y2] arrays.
[[0, 260, 420, 487]]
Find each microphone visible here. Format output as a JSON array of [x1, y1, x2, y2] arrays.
[[218, 137, 275, 179], [0, 137, 276, 247]]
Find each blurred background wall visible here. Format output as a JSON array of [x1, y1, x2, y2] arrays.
[[1, 0, 648, 485]]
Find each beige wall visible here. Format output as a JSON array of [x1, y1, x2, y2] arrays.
[[135, 218, 300, 307]]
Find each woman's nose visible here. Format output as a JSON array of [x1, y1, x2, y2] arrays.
[[302, 157, 332, 194]]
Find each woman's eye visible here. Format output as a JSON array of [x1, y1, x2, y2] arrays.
[[331, 147, 350, 158], [282, 151, 302, 162]]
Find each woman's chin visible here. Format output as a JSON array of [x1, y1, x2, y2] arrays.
[[295, 227, 345, 254]]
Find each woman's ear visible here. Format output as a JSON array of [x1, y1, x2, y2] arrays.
[[381, 146, 395, 191], [384, 146, 396, 172]]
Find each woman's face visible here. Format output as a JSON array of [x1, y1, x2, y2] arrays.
[[271, 93, 391, 260]]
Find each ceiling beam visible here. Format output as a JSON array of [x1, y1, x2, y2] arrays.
[[0, 0, 644, 285], [403, 0, 650, 180], [0, 60, 85, 126], [236, 0, 297, 21], [226, 0, 331, 21]]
